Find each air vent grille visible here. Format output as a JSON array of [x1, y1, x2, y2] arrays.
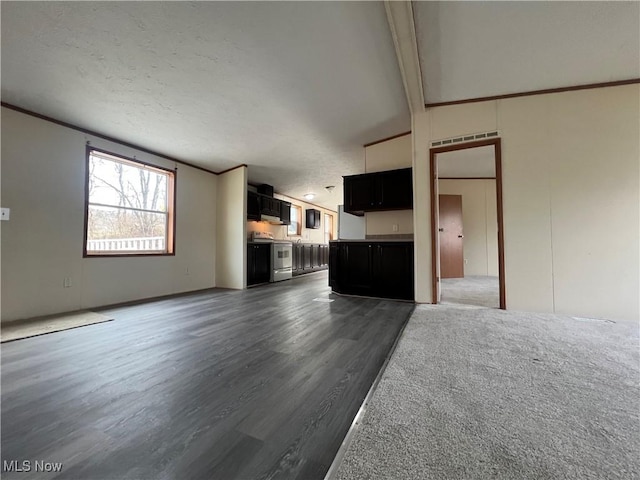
[[431, 130, 500, 148]]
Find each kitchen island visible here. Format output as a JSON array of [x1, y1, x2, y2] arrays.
[[329, 240, 414, 301]]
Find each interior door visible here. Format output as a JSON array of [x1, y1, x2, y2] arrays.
[[439, 194, 464, 279]]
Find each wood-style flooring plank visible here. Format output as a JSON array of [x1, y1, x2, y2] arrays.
[[1, 272, 413, 480]]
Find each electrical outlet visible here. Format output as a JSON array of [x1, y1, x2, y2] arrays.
[[1, 208, 10, 221], [63, 277, 72, 288], [464, 259, 468, 265], [392, 224, 399, 232]]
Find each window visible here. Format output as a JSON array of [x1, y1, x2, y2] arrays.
[[324, 213, 334, 244], [84, 147, 175, 256], [288, 205, 302, 236]]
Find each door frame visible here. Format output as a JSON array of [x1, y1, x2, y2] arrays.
[[430, 138, 506, 309]]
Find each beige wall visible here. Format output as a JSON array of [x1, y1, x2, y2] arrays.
[[1, 107, 218, 322], [439, 179, 498, 276], [364, 133, 414, 236], [365, 134, 412, 173], [413, 84, 640, 321], [246, 192, 337, 244], [216, 167, 247, 289]]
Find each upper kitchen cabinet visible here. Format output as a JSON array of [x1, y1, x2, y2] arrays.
[[246, 186, 287, 222], [306, 209, 321, 229], [247, 191, 261, 221], [260, 196, 281, 217], [280, 201, 291, 225], [343, 167, 413, 215]]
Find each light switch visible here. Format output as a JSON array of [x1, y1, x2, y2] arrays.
[[1, 208, 10, 221]]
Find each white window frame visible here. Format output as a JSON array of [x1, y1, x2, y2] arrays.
[[84, 147, 176, 257]]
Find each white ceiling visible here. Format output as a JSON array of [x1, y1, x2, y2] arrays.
[[414, 1, 640, 104], [2, 2, 638, 210], [1, 1, 409, 210], [436, 146, 496, 178]]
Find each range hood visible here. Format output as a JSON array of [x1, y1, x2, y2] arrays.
[[261, 214, 284, 225]]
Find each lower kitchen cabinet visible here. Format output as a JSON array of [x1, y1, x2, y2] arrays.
[[303, 245, 312, 270], [320, 244, 329, 266], [329, 241, 414, 301], [292, 243, 329, 276], [247, 243, 271, 286]]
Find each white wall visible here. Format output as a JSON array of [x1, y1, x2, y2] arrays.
[[413, 84, 640, 322], [216, 167, 247, 289], [246, 192, 337, 244], [438, 179, 498, 276], [1, 107, 218, 322], [364, 133, 414, 236]]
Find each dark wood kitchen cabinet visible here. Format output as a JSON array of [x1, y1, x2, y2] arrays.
[[306, 209, 321, 229], [247, 191, 261, 221], [246, 190, 290, 223], [292, 244, 302, 274], [329, 241, 414, 300], [260, 196, 281, 217], [343, 167, 413, 216], [373, 242, 414, 300], [247, 243, 271, 286], [292, 243, 329, 276], [311, 245, 321, 268], [342, 243, 374, 295], [320, 244, 329, 266], [303, 244, 312, 269], [280, 201, 291, 225], [343, 175, 376, 215]]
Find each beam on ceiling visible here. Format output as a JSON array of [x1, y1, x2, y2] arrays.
[[384, 1, 425, 114]]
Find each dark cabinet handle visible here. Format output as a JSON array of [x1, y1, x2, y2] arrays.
[[458, 235, 464, 238]]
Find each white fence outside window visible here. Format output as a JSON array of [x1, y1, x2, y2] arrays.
[[87, 236, 165, 252]]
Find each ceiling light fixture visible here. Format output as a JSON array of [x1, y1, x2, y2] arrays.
[[304, 193, 315, 201], [325, 185, 335, 193]]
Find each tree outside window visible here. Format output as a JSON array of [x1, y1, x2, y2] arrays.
[[85, 148, 175, 256]]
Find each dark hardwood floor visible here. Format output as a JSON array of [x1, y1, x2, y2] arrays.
[[1, 272, 414, 479]]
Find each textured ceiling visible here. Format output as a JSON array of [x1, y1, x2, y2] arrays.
[[3, 2, 638, 210], [1, 1, 410, 210], [414, 1, 640, 104], [436, 146, 496, 178]]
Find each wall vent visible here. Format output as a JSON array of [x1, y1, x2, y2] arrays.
[[431, 130, 500, 148]]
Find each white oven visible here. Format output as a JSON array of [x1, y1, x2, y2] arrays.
[[271, 241, 292, 282]]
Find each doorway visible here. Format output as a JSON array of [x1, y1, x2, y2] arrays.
[[430, 139, 506, 309]]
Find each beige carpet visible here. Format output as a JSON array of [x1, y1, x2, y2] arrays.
[[441, 275, 499, 308], [1, 311, 114, 342], [335, 305, 639, 479]]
